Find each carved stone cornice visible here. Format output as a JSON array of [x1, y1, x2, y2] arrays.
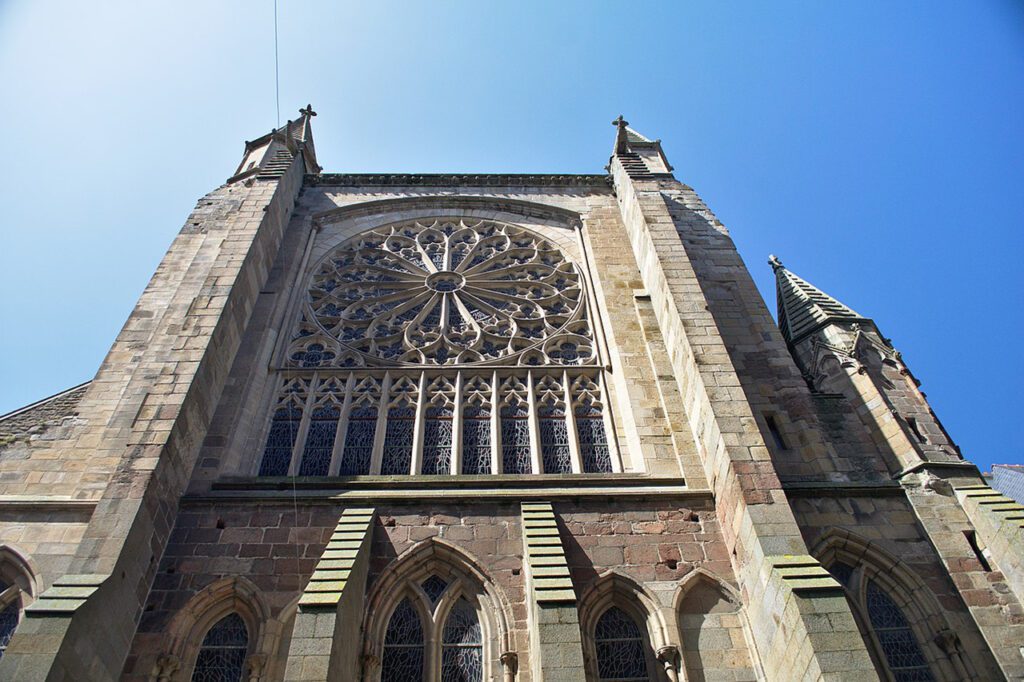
[[306, 173, 612, 188]]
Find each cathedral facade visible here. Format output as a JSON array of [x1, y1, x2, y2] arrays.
[[0, 110, 1021, 681]]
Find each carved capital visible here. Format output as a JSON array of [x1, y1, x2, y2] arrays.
[[246, 653, 267, 681], [656, 645, 681, 681], [500, 651, 518, 672], [151, 654, 180, 682]]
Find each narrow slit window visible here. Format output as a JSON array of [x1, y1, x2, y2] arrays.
[[964, 530, 992, 572], [764, 414, 787, 450], [906, 417, 928, 444]]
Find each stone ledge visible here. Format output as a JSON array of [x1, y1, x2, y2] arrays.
[[187, 482, 705, 505], [307, 173, 611, 188], [26, 574, 107, 615]]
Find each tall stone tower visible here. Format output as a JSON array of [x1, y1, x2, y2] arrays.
[[0, 111, 1021, 681]]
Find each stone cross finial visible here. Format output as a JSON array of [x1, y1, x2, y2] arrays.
[[299, 104, 317, 117], [613, 115, 630, 154], [768, 254, 784, 271]]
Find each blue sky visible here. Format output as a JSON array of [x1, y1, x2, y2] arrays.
[[0, 2, 1021, 472]]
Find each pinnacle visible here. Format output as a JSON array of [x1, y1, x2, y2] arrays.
[[771, 257, 868, 344]]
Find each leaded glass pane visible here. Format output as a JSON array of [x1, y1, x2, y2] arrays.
[[461, 405, 492, 475], [339, 407, 376, 475], [421, 575, 449, 606], [539, 406, 572, 474], [259, 406, 302, 476], [595, 606, 648, 682], [829, 561, 855, 588], [191, 613, 248, 682], [381, 599, 425, 682], [298, 405, 339, 476], [577, 416, 612, 473], [441, 598, 483, 682], [0, 601, 19, 658], [423, 406, 454, 475], [500, 406, 532, 474], [865, 581, 934, 682], [381, 407, 416, 475]]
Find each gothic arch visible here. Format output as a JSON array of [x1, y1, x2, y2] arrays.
[[0, 544, 40, 601], [311, 195, 584, 233], [812, 527, 973, 681], [578, 571, 670, 681], [672, 569, 760, 682], [362, 538, 514, 682], [0, 544, 39, 659], [158, 575, 272, 681]]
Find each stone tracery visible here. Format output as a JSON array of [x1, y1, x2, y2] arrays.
[[290, 218, 594, 367]]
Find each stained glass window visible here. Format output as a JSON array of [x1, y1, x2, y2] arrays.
[[461, 405, 492, 475], [381, 407, 416, 475], [422, 406, 454, 475], [298, 405, 339, 476], [538, 405, 572, 474], [421, 576, 449, 606], [258, 405, 302, 476], [191, 613, 248, 682], [500, 404, 532, 474], [338, 406, 376, 475], [829, 561, 855, 588], [381, 599, 425, 682], [594, 606, 648, 682], [577, 413, 612, 473], [441, 598, 483, 682], [865, 582, 935, 682], [0, 601, 19, 659]]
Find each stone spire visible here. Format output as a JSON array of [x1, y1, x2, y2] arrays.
[[770, 255, 869, 345], [230, 105, 321, 181]]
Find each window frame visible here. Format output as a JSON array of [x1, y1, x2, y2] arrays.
[[827, 560, 942, 682], [254, 368, 621, 477], [374, 574, 493, 682]]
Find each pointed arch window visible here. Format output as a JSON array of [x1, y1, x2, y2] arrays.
[[865, 581, 934, 682], [373, 568, 496, 682], [0, 549, 37, 661], [594, 606, 649, 682], [0, 587, 19, 659], [827, 561, 937, 682], [440, 598, 483, 682], [381, 598, 426, 682], [191, 613, 249, 682]]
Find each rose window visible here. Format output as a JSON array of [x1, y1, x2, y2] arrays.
[[293, 218, 594, 366]]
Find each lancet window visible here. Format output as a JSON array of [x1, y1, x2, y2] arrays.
[[594, 606, 649, 682], [257, 218, 621, 477], [828, 561, 937, 682], [378, 576, 485, 682], [191, 613, 249, 682]]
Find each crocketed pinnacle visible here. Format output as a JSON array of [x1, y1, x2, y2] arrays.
[[770, 255, 869, 345]]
